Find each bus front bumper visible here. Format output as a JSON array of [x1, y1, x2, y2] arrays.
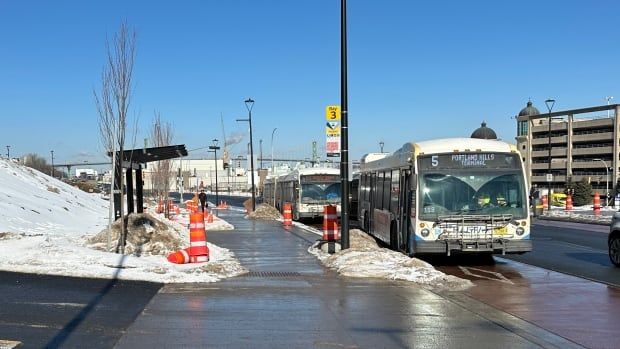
[[414, 239, 532, 256]]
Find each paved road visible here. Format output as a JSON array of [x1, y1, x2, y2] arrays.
[[503, 219, 620, 286], [0, 272, 161, 349], [116, 210, 582, 349]]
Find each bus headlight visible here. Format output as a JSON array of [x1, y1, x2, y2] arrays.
[[516, 227, 525, 236], [421, 228, 430, 237]]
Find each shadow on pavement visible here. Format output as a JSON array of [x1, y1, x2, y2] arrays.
[[44, 254, 128, 348], [419, 253, 497, 267]]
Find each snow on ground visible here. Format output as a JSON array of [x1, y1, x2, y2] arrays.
[[543, 205, 615, 224], [307, 229, 473, 291], [0, 158, 245, 283]]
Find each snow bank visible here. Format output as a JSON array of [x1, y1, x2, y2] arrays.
[[308, 229, 473, 291], [0, 158, 246, 283]]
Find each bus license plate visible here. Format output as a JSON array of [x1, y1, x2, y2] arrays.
[[494, 227, 507, 235]]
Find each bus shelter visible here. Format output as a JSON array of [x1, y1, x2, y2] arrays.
[[109, 145, 188, 220]]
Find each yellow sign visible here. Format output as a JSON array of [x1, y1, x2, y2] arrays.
[[326, 121, 340, 137], [326, 105, 341, 121]]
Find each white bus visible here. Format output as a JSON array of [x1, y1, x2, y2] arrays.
[[358, 138, 531, 256], [263, 167, 341, 220]]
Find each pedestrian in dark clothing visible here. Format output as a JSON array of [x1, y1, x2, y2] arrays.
[[198, 190, 208, 212]]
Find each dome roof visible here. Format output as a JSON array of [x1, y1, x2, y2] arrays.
[[518, 100, 540, 116], [471, 121, 498, 140]]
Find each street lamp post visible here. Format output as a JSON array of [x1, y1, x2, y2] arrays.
[[545, 99, 555, 213], [259, 139, 263, 169], [340, 0, 350, 249], [271, 128, 277, 175], [606, 96, 614, 118], [379, 141, 384, 153], [6, 145, 10, 159], [209, 139, 221, 207], [237, 98, 256, 211], [593, 158, 609, 206], [50, 150, 55, 178]]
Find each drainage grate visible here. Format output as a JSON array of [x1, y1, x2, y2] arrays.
[[244, 271, 302, 278]]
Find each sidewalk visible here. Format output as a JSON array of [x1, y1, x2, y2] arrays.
[[115, 210, 581, 349]]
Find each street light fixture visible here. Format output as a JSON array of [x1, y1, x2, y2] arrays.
[[593, 158, 609, 206], [606, 96, 614, 118], [237, 98, 255, 211], [545, 99, 555, 213], [379, 141, 384, 153], [209, 139, 221, 207], [6, 145, 10, 159]]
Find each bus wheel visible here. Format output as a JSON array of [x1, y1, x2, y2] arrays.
[[390, 222, 398, 250]]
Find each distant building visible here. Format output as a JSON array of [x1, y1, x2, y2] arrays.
[[471, 121, 498, 140], [75, 168, 98, 179], [515, 101, 619, 198]]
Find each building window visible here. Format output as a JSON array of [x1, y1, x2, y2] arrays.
[[518, 121, 528, 136]]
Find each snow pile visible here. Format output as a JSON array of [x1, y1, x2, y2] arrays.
[[248, 203, 282, 220], [0, 158, 246, 283], [308, 229, 473, 291], [87, 213, 188, 255], [543, 210, 612, 224], [0, 158, 107, 235]]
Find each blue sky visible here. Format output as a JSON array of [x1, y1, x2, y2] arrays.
[[1, 0, 619, 165]]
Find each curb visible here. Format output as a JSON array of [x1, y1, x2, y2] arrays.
[[534, 215, 611, 226]]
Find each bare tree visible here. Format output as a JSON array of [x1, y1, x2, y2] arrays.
[[150, 112, 174, 216], [94, 21, 137, 254]]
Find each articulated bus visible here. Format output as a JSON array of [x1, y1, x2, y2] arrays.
[[357, 138, 531, 256], [263, 167, 341, 220]]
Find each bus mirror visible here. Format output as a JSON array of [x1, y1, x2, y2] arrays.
[[410, 174, 417, 190]]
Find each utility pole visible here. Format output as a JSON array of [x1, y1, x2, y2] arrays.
[[50, 150, 55, 178], [312, 141, 318, 166]]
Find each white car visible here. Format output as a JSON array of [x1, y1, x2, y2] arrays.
[[609, 212, 620, 267]]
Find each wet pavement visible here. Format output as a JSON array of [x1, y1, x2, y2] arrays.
[[114, 209, 593, 349], [436, 258, 620, 349]]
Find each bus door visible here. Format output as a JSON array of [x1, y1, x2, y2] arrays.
[[399, 170, 409, 252]]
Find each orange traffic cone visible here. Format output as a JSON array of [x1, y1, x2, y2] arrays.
[[167, 247, 191, 264], [283, 202, 292, 226], [565, 194, 573, 211], [189, 212, 209, 262], [593, 192, 601, 216], [323, 205, 339, 241]]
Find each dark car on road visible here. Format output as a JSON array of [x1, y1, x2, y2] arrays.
[[609, 212, 620, 267]]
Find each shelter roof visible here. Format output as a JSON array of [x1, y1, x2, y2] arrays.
[[108, 145, 188, 165]]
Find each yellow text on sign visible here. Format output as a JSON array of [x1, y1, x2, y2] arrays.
[[326, 106, 341, 121]]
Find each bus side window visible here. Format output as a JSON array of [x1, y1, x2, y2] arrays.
[[375, 172, 384, 210], [383, 171, 391, 211], [391, 169, 399, 215]]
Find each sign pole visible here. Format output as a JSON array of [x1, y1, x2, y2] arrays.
[[340, 0, 349, 250]]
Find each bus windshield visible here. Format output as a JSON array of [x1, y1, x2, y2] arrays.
[[300, 182, 341, 204], [418, 170, 527, 220]]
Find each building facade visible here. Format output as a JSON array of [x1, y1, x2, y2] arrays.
[[515, 101, 620, 200]]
